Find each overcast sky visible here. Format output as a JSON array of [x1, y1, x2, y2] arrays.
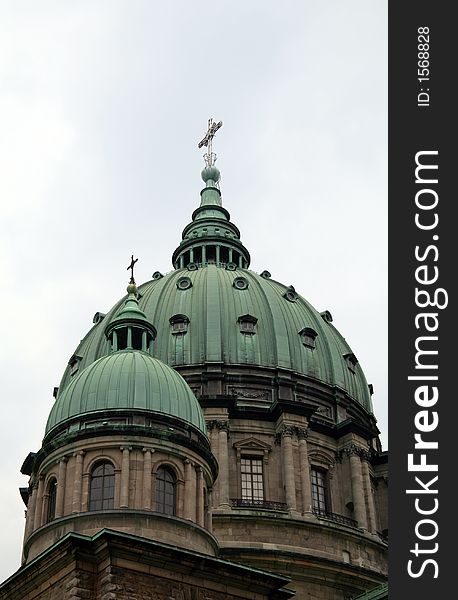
[[0, 0, 386, 582]]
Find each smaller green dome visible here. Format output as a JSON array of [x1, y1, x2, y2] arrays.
[[46, 350, 206, 436]]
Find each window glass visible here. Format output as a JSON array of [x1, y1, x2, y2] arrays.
[[311, 468, 328, 514], [156, 467, 176, 515], [241, 457, 264, 502], [46, 479, 57, 522], [89, 462, 115, 511]]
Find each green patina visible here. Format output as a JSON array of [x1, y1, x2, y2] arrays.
[[46, 350, 206, 435], [352, 583, 388, 600], [58, 266, 373, 413], [54, 163, 373, 418]]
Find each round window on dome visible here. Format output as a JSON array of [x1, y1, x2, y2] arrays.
[[233, 277, 249, 290], [177, 277, 192, 290], [283, 286, 298, 302], [226, 262, 237, 271], [187, 262, 198, 271]]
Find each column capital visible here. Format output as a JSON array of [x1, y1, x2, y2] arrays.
[[340, 443, 370, 460], [296, 427, 309, 440], [142, 447, 155, 454], [206, 419, 229, 432], [58, 456, 69, 465], [120, 446, 132, 452], [73, 450, 85, 458]]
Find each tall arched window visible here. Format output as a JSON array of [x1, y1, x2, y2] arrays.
[[155, 466, 176, 515], [46, 478, 57, 522], [89, 462, 115, 511]]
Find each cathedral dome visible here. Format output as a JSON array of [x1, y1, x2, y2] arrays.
[[58, 266, 373, 413], [46, 349, 207, 436]]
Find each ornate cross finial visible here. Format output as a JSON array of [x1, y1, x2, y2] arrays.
[[127, 254, 138, 284], [198, 118, 222, 166]]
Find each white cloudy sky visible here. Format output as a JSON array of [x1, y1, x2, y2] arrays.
[[0, 0, 386, 582]]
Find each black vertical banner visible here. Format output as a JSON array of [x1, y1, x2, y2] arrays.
[[389, 2, 455, 597]]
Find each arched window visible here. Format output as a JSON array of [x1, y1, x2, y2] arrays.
[[155, 466, 176, 515], [89, 462, 115, 511], [46, 478, 57, 522]]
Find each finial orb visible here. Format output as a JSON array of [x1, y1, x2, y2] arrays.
[[201, 165, 220, 184], [127, 283, 137, 295]]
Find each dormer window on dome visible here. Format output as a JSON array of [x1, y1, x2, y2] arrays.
[[343, 352, 358, 373], [299, 327, 318, 349], [169, 314, 190, 335], [69, 354, 82, 376], [238, 314, 257, 335]]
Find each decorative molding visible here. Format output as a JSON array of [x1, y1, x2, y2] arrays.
[[233, 437, 272, 456], [308, 448, 336, 471], [230, 387, 269, 400]]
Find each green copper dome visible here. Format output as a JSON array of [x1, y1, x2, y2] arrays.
[[46, 350, 206, 435], [58, 266, 373, 413]]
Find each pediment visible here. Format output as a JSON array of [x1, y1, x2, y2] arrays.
[[233, 437, 272, 452]]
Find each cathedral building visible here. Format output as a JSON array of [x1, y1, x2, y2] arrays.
[[0, 125, 387, 600]]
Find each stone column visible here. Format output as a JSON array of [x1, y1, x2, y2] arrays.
[[25, 483, 37, 538], [34, 476, 44, 529], [217, 421, 230, 508], [55, 457, 68, 518], [72, 451, 85, 514], [142, 448, 153, 510], [120, 447, 131, 508], [298, 429, 312, 514], [362, 458, 377, 533], [196, 467, 204, 527], [184, 459, 196, 520], [280, 427, 297, 512], [348, 447, 368, 529]]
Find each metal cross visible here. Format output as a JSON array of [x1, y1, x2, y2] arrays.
[[127, 254, 138, 284], [198, 118, 222, 166]]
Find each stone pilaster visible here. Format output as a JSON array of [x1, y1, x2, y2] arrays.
[[55, 457, 68, 518], [205, 488, 213, 532], [72, 451, 85, 514], [184, 459, 196, 520], [196, 467, 204, 527], [34, 476, 44, 529], [120, 446, 131, 508], [142, 448, 153, 510], [25, 483, 37, 539], [176, 479, 185, 517]]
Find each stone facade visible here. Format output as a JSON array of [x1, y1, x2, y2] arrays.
[[0, 530, 293, 600]]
